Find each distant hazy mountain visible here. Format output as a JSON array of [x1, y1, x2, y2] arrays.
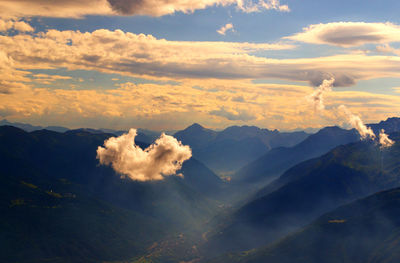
[[0, 119, 69, 133], [0, 119, 162, 144], [174, 123, 309, 174], [234, 117, 400, 185], [234, 126, 360, 184], [210, 186, 400, 263], [174, 123, 218, 150], [0, 126, 222, 262], [204, 132, 400, 254], [368, 116, 400, 134]]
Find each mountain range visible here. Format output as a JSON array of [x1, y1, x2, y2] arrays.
[[203, 131, 400, 255], [209, 185, 400, 263], [2, 117, 400, 262], [0, 126, 223, 262], [174, 123, 309, 175]]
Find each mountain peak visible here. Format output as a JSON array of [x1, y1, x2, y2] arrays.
[[185, 123, 205, 131], [314, 126, 347, 136]]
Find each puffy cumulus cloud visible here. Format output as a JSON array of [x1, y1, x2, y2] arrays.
[[3, 28, 400, 87], [217, 23, 234, 35], [96, 129, 192, 181], [11, 20, 34, 32], [0, 19, 34, 32], [287, 22, 400, 47], [0, 0, 288, 18]]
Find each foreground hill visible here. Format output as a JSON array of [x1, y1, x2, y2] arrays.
[[0, 126, 223, 262], [175, 123, 308, 174], [203, 132, 400, 254], [210, 186, 400, 263], [0, 164, 165, 263]]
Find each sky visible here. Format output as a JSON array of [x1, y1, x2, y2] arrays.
[[1, 0, 400, 131]]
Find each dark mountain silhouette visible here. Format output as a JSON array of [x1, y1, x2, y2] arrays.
[[0, 119, 69, 133], [368, 116, 400, 134], [203, 132, 400, 255], [209, 186, 400, 263], [0, 126, 223, 262], [234, 126, 360, 184], [234, 118, 400, 188]]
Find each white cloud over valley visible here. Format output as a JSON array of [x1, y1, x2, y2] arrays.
[[97, 129, 192, 181]]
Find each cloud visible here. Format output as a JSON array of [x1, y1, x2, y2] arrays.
[[33, 74, 72, 85], [217, 23, 234, 35], [209, 107, 256, 121], [0, 0, 289, 18], [338, 105, 376, 140], [307, 78, 334, 111], [306, 77, 379, 141], [376, 44, 400, 56], [3, 28, 400, 87], [96, 129, 192, 181], [0, 50, 31, 94], [379, 129, 394, 148], [0, 0, 112, 19], [2, 77, 400, 131], [287, 22, 400, 47], [0, 19, 34, 32]]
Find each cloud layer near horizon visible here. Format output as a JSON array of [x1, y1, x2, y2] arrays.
[[0, 0, 289, 18], [97, 129, 192, 181]]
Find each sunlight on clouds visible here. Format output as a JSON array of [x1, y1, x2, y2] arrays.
[[287, 22, 400, 47], [0, 0, 289, 18], [1, 77, 399, 131], [97, 129, 192, 181], [0, 19, 34, 32], [0, 20, 399, 131], [2, 27, 400, 90], [217, 23, 234, 35], [376, 44, 400, 56]]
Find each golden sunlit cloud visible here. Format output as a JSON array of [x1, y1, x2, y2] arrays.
[[1, 77, 399, 130], [217, 23, 235, 35], [0, 19, 400, 130], [2, 25, 400, 91], [0, 19, 34, 32], [0, 0, 289, 19]]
